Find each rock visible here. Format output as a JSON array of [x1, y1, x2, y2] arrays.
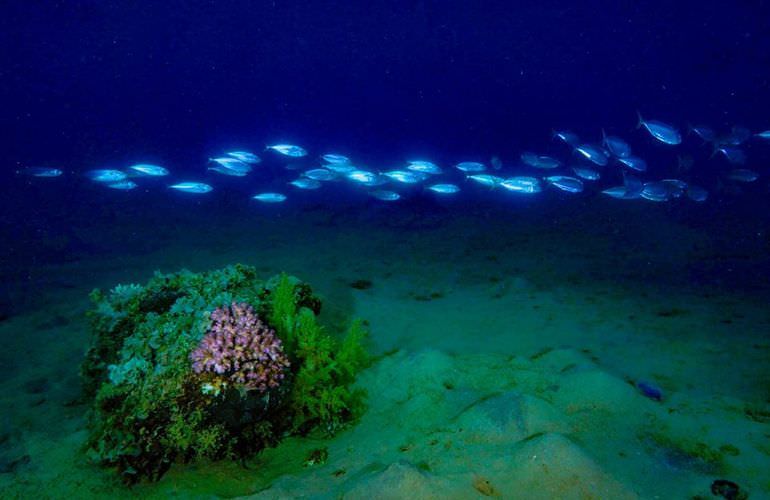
[[711, 479, 748, 500]]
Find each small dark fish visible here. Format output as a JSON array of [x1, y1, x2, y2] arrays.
[[714, 147, 747, 164], [688, 124, 716, 143], [637, 381, 663, 401], [726, 169, 758, 183], [20, 167, 63, 177]]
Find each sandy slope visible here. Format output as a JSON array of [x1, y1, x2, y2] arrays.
[[1, 209, 768, 498]]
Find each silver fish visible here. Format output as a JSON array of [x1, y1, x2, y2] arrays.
[[637, 112, 681, 145], [571, 166, 600, 181], [500, 176, 542, 193], [723, 126, 751, 146], [303, 168, 337, 181], [755, 130, 770, 140], [266, 144, 307, 157], [552, 130, 580, 147], [467, 174, 503, 187], [209, 157, 252, 174], [346, 170, 379, 184], [407, 161, 442, 175], [455, 161, 486, 172], [107, 181, 138, 190], [726, 169, 758, 182], [252, 192, 287, 203], [544, 175, 584, 193], [602, 131, 632, 158], [21, 167, 63, 177], [321, 153, 351, 164], [714, 147, 747, 164], [290, 178, 322, 190], [574, 144, 609, 166], [427, 183, 460, 194], [617, 156, 647, 172], [641, 181, 673, 202], [87, 169, 128, 183], [208, 165, 248, 177], [383, 170, 422, 184], [369, 190, 400, 201], [521, 152, 561, 169], [129, 164, 169, 176], [326, 163, 357, 174], [170, 182, 213, 193], [226, 151, 261, 164], [686, 185, 709, 202], [688, 124, 716, 142]]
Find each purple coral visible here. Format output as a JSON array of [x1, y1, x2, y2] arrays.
[[190, 302, 289, 392]]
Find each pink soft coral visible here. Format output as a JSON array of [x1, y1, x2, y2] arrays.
[[190, 302, 289, 393]]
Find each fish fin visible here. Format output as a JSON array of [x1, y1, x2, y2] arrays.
[[636, 111, 644, 129]]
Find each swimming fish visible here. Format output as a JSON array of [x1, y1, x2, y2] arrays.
[[106, 181, 138, 190], [20, 167, 63, 177], [325, 163, 357, 174], [383, 170, 422, 183], [637, 112, 682, 145], [129, 164, 169, 176], [640, 181, 674, 202], [266, 144, 307, 158], [688, 124, 717, 143], [467, 174, 503, 187], [686, 185, 709, 202], [170, 182, 213, 193], [427, 183, 460, 194], [544, 176, 584, 193], [571, 166, 601, 181], [713, 147, 747, 164], [321, 153, 351, 164], [369, 190, 400, 201], [252, 192, 287, 203], [722, 126, 751, 146], [574, 144, 609, 166], [617, 156, 648, 172], [552, 130, 580, 147], [303, 168, 337, 181], [455, 161, 486, 172], [602, 131, 632, 158], [208, 165, 249, 177], [225, 151, 261, 164], [407, 161, 443, 175], [209, 157, 252, 175], [346, 170, 379, 184], [755, 130, 770, 140], [290, 178, 322, 190], [521, 152, 561, 169], [726, 169, 758, 182], [500, 177, 542, 193], [86, 169, 128, 183]]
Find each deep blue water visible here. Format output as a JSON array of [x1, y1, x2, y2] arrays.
[[2, 1, 770, 292]]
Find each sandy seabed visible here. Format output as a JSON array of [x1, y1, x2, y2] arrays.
[[1, 202, 769, 499]]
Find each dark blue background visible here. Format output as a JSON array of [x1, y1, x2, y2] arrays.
[[3, 0, 769, 167]]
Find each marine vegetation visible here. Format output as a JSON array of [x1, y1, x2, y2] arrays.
[[81, 264, 369, 483]]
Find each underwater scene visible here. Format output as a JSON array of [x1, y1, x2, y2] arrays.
[[2, 1, 770, 499]]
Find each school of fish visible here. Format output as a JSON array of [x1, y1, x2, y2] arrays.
[[17, 114, 769, 206]]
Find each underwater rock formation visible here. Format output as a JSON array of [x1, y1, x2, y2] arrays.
[[80, 265, 369, 483]]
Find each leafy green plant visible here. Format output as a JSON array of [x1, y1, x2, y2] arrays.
[[81, 265, 368, 483]]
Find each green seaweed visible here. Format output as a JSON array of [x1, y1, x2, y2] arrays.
[[81, 264, 368, 483]]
